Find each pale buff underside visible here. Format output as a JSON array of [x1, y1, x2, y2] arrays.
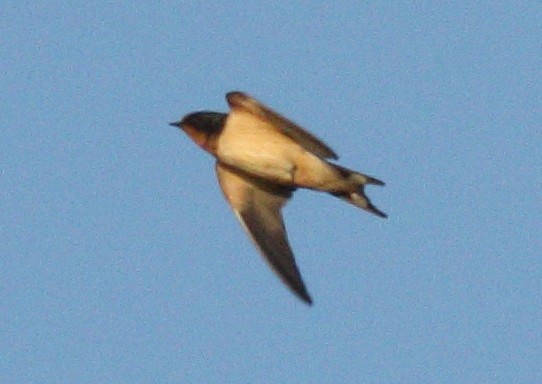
[[216, 111, 348, 191]]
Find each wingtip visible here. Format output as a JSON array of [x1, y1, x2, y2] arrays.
[[298, 291, 313, 306], [282, 276, 313, 305], [276, 269, 313, 306], [226, 90, 245, 97], [225, 91, 248, 105]]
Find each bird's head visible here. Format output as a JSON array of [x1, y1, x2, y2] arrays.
[[169, 112, 226, 153]]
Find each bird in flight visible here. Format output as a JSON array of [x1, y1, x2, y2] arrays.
[[170, 91, 386, 305]]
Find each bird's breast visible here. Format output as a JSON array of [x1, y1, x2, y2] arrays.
[[216, 115, 304, 184]]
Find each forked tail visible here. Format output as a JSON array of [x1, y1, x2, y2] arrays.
[[330, 164, 387, 218]]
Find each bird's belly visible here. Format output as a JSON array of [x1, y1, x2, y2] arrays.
[[216, 135, 302, 184]]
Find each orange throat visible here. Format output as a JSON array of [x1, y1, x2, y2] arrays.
[[182, 125, 216, 154]]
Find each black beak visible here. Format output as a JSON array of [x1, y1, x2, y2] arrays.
[[169, 121, 181, 127]]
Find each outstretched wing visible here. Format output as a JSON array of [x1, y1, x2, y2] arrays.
[[226, 91, 338, 160], [215, 162, 312, 304]]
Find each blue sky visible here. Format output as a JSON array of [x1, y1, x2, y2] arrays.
[[2, 2, 541, 383]]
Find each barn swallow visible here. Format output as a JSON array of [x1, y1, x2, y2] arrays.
[[170, 91, 386, 305]]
